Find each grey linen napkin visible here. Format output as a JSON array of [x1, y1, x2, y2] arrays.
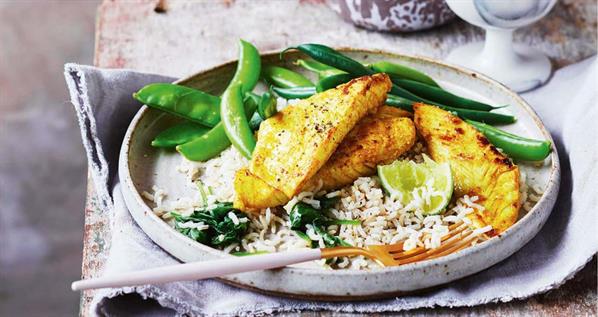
[[64, 57, 598, 316]]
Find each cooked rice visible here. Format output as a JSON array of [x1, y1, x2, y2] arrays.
[[144, 109, 544, 269]]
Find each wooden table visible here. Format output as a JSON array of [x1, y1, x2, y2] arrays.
[[83, 0, 597, 315]]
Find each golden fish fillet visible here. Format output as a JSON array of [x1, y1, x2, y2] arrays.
[[234, 106, 416, 212], [233, 167, 289, 212], [303, 106, 416, 191], [413, 103, 520, 234], [248, 74, 392, 197]]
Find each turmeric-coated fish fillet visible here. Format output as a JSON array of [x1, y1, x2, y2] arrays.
[[234, 106, 416, 212], [303, 106, 416, 191], [233, 167, 289, 212], [248, 74, 392, 198], [414, 103, 520, 234]]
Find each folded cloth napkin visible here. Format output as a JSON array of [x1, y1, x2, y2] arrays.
[[64, 57, 598, 316]]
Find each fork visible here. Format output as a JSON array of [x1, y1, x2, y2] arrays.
[[71, 221, 485, 291]]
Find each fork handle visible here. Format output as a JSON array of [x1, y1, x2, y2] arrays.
[[71, 248, 321, 291]]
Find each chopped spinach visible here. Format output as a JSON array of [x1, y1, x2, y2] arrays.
[[289, 197, 359, 248], [313, 225, 351, 247], [289, 203, 322, 230], [171, 202, 249, 248], [319, 196, 340, 210]]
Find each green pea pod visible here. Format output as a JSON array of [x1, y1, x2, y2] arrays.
[[221, 83, 256, 159], [261, 65, 313, 88], [177, 95, 258, 161], [295, 59, 345, 79], [370, 61, 439, 87], [133, 83, 221, 127], [466, 120, 551, 161], [151, 122, 209, 148], [286, 44, 373, 77], [394, 78, 497, 111], [316, 73, 354, 92], [244, 91, 261, 104], [272, 86, 316, 99], [176, 123, 230, 161], [258, 90, 277, 119], [230, 40, 261, 94], [386, 95, 516, 125]]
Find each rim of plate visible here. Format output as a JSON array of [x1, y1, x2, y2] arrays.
[[120, 48, 560, 277]]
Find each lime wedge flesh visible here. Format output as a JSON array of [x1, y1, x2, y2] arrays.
[[377, 155, 453, 215]]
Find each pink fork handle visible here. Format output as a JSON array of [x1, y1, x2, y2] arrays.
[[71, 248, 322, 291]]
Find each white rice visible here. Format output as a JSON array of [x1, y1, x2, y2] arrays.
[[145, 133, 544, 270], [177, 221, 209, 231]]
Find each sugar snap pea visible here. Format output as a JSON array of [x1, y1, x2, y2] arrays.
[[394, 78, 497, 111], [177, 95, 258, 161], [261, 65, 313, 88], [258, 90, 277, 119], [230, 40, 261, 94], [176, 123, 230, 161], [466, 120, 551, 161], [218, 40, 261, 159], [151, 122, 209, 148], [370, 61, 439, 87], [221, 83, 256, 159], [177, 40, 260, 161], [133, 83, 221, 127]]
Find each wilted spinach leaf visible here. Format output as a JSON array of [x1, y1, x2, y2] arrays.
[[289, 197, 358, 248], [171, 202, 248, 248]]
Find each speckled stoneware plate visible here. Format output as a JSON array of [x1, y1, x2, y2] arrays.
[[119, 49, 560, 300]]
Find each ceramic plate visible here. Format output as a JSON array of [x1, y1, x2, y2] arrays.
[[118, 49, 560, 300]]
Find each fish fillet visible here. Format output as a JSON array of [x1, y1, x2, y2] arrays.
[[234, 106, 416, 212], [414, 103, 520, 234], [248, 74, 391, 197], [303, 106, 416, 191]]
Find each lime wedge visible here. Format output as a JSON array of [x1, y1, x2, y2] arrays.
[[377, 155, 453, 215]]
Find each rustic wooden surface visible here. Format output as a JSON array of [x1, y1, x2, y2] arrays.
[[83, 0, 597, 315]]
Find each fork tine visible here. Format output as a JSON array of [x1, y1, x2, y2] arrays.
[[382, 241, 406, 253], [356, 221, 489, 267], [425, 231, 479, 260], [383, 222, 467, 253], [393, 228, 480, 265], [392, 233, 466, 264], [390, 222, 469, 258]]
